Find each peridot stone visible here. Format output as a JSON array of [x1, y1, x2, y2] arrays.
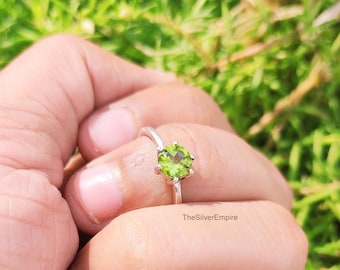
[[158, 144, 193, 180]]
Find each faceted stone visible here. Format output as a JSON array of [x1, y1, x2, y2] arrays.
[[158, 144, 193, 180]]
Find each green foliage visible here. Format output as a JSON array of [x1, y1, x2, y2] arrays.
[[0, 0, 339, 268]]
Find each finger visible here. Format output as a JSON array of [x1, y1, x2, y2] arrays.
[[78, 83, 233, 160], [0, 34, 174, 268], [0, 170, 79, 270], [70, 201, 308, 270], [0, 34, 176, 186], [65, 124, 292, 234]]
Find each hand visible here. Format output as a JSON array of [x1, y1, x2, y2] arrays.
[[0, 34, 175, 269], [0, 35, 307, 269]]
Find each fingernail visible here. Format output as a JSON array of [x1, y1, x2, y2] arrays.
[[88, 107, 136, 154], [74, 164, 123, 224]]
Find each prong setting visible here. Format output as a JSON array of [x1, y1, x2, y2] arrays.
[[167, 177, 180, 185], [155, 164, 162, 174]]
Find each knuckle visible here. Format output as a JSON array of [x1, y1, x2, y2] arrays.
[[34, 34, 87, 71], [39, 34, 81, 51], [260, 201, 308, 270], [112, 213, 156, 269], [181, 85, 228, 126]]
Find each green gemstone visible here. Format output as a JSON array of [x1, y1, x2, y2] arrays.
[[158, 144, 193, 180]]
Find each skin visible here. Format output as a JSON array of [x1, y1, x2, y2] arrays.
[[0, 34, 308, 269]]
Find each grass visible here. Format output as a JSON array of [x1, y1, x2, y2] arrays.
[[1, 0, 339, 269]]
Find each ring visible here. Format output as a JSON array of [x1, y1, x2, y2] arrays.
[[140, 127, 195, 204]]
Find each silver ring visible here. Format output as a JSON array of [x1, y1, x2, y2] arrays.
[[140, 127, 195, 204]]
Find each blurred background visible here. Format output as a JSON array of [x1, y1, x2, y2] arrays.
[[0, 0, 339, 269]]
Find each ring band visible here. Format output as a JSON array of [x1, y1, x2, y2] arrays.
[[140, 127, 195, 204]]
